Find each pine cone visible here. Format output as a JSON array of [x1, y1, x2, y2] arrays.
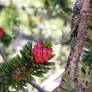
[[0, 27, 4, 38], [31, 41, 53, 63]]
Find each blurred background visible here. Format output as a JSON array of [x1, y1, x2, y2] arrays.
[[0, 0, 75, 91]]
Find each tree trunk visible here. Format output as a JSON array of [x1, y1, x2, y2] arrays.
[[69, 0, 90, 92]]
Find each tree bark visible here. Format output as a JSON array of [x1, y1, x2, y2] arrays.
[[69, 0, 90, 92], [52, 0, 90, 92]]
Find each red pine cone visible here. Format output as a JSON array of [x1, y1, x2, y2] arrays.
[[0, 27, 4, 38], [31, 42, 53, 63]]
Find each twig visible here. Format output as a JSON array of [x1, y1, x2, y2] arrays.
[[30, 81, 46, 92]]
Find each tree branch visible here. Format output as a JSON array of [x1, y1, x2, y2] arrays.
[[29, 81, 46, 92], [69, 0, 90, 92], [52, 0, 90, 92]]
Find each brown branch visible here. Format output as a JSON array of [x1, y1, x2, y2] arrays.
[[69, 0, 90, 92], [29, 81, 46, 92], [52, 0, 90, 92]]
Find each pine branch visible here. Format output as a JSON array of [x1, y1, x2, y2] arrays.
[[0, 42, 47, 92], [52, 0, 90, 92], [52, 0, 84, 92], [69, 0, 90, 92], [0, 41, 54, 91]]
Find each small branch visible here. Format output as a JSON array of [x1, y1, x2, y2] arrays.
[[0, 45, 7, 61], [30, 81, 46, 92]]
